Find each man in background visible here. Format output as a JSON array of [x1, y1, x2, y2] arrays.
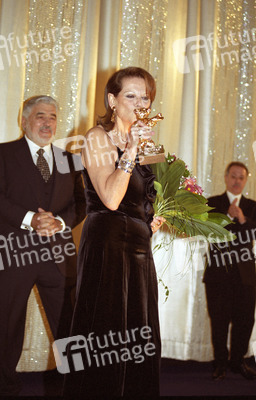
[[203, 161, 256, 380], [0, 95, 86, 395]]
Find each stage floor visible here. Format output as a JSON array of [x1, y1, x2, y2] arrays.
[[10, 357, 256, 399]]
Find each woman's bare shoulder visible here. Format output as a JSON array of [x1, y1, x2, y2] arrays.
[[82, 125, 117, 169], [85, 125, 107, 138], [84, 125, 115, 148]]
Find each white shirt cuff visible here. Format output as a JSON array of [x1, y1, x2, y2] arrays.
[[55, 216, 66, 232], [21, 213, 66, 233], [227, 213, 234, 220], [21, 211, 35, 231]]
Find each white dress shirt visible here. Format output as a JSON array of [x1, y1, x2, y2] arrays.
[[25, 135, 54, 173], [226, 190, 242, 220], [21, 136, 65, 232]]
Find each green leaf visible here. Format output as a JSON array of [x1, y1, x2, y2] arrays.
[[151, 158, 186, 197], [175, 189, 213, 214], [189, 217, 236, 243], [151, 156, 235, 243], [207, 212, 233, 227], [161, 160, 186, 198], [193, 212, 209, 221], [154, 181, 164, 197], [163, 214, 236, 243]]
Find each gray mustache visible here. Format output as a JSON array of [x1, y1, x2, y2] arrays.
[[40, 126, 52, 133]]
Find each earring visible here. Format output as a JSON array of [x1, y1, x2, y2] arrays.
[[111, 106, 116, 123]]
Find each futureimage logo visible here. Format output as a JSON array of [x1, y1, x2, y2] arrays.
[[173, 29, 256, 73], [0, 227, 75, 270], [53, 132, 146, 174], [0, 26, 76, 71], [52, 326, 156, 374]]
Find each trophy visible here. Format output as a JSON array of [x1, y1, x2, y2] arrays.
[[133, 108, 165, 165]]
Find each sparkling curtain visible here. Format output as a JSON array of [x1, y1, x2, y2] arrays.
[[23, 0, 87, 139], [120, 0, 168, 143], [0, 0, 29, 142], [205, 0, 256, 197]]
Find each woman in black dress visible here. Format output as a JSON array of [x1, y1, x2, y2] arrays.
[[64, 67, 163, 397]]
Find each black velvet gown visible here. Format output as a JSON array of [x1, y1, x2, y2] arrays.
[[64, 149, 161, 397]]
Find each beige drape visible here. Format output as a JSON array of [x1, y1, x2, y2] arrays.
[[0, 0, 256, 369], [2, 0, 256, 192]]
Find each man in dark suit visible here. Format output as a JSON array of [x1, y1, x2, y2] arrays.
[[203, 161, 256, 380], [0, 95, 86, 395]]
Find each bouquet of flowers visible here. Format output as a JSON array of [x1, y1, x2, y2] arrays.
[[151, 153, 235, 243]]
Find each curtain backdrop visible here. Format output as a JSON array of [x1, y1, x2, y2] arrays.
[[1, 0, 256, 192], [1, 0, 256, 370]]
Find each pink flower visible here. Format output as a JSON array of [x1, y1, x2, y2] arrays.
[[184, 177, 196, 186], [183, 177, 204, 195]]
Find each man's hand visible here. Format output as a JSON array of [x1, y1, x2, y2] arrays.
[[228, 198, 246, 224], [31, 207, 63, 236]]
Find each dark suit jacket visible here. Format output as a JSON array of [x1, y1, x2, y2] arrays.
[[203, 192, 256, 286], [0, 137, 86, 277]]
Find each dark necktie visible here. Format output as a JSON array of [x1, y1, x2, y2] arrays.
[[36, 148, 51, 182]]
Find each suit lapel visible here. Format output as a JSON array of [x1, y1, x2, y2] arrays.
[[14, 137, 43, 205], [15, 140, 73, 211], [239, 195, 249, 213], [48, 145, 71, 210], [49, 160, 62, 210], [220, 192, 230, 214]]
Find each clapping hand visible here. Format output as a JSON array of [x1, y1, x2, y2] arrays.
[[228, 198, 246, 224]]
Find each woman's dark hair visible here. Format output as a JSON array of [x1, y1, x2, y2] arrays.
[[97, 67, 156, 132]]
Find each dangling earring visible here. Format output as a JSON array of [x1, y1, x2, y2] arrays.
[[111, 106, 116, 123]]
